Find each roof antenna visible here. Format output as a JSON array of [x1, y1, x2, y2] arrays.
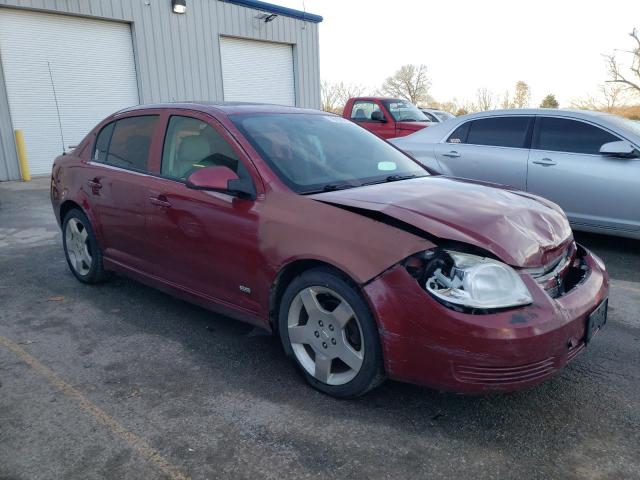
[[47, 61, 66, 155]]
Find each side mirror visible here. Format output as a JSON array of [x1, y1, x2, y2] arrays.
[[371, 110, 387, 122], [186, 166, 256, 200], [599, 140, 638, 158]]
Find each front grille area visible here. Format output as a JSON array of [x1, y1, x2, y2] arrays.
[[525, 242, 589, 299], [453, 341, 587, 386], [453, 357, 557, 385], [566, 341, 586, 362]]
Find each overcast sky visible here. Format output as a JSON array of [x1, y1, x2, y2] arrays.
[[276, 0, 640, 107]]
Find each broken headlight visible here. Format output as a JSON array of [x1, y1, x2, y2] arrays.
[[415, 250, 532, 310]]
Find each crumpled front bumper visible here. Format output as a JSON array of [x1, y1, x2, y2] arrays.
[[363, 246, 609, 393]]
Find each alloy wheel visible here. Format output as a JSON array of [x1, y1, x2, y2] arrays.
[[287, 286, 365, 385], [65, 217, 92, 276]]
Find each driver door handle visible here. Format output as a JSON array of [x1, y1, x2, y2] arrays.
[[442, 151, 461, 158], [532, 158, 557, 166], [149, 195, 172, 208]]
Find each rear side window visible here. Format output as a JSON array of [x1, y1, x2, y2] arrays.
[[93, 122, 115, 163], [466, 117, 532, 148], [350, 101, 381, 121], [534, 117, 619, 154], [161, 115, 242, 180], [105, 116, 158, 171], [447, 122, 470, 144]]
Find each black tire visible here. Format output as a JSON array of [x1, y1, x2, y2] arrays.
[[62, 208, 108, 284], [278, 267, 385, 398]]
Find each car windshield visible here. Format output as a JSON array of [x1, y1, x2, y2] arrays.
[[230, 113, 428, 194], [606, 115, 640, 137], [434, 111, 455, 121], [382, 100, 429, 122]]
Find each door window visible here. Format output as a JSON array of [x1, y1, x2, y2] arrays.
[[161, 116, 242, 180], [447, 122, 470, 144], [533, 117, 619, 154], [93, 122, 115, 163], [465, 117, 532, 148], [105, 116, 158, 171], [350, 101, 381, 121]]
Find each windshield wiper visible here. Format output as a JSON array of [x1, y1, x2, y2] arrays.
[[300, 183, 357, 195], [362, 174, 425, 186]]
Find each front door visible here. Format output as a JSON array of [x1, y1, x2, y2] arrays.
[[145, 111, 263, 313], [527, 116, 640, 232], [348, 100, 396, 139], [85, 114, 160, 273], [434, 116, 533, 190]]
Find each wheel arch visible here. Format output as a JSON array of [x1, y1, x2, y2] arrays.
[[59, 198, 105, 248], [60, 199, 83, 223], [268, 259, 362, 333]]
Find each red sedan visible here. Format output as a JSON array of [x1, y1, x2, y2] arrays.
[[50, 103, 609, 398]]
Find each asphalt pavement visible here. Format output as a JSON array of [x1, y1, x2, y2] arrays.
[[1, 178, 638, 480]]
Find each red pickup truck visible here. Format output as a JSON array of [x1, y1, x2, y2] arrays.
[[343, 97, 432, 139]]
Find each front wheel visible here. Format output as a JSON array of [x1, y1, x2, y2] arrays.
[[279, 268, 385, 398]]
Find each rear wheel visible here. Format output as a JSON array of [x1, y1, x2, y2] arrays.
[[279, 268, 385, 398], [62, 209, 107, 284]]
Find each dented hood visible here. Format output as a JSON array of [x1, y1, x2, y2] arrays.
[[309, 176, 573, 268]]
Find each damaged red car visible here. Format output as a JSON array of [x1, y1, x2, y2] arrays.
[[50, 103, 609, 398]]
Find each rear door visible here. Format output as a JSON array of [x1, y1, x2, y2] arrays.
[[144, 110, 263, 313], [348, 100, 396, 139], [527, 116, 640, 232], [433, 116, 533, 190], [85, 113, 160, 273]]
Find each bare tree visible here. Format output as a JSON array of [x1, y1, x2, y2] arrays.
[[321, 81, 369, 114], [475, 88, 496, 111], [434, 100, 459, 114], [500, 90, 512, 109], [570, 83, 627, 112], [341, 83, 366, 102], [381, 64, 432, 105], [321, 81, 343, 114], [605, 28, 640, 96], [512, 81, 531, 108]]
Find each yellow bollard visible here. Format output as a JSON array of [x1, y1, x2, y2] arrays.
[[14, 129, 30, 182]]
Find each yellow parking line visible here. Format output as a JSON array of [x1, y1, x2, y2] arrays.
[[0, 336, 190, 480]]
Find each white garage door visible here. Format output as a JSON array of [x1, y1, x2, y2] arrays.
[[0, 9, 139, 176], [220, 37, 295, 107]]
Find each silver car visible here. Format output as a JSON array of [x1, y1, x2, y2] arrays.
[[391, 109, 640, 239], [420, 108, 456, 123]]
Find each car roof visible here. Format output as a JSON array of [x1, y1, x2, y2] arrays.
[[391, 108, 640, 145], [116, 102, 327, 117], [457, 108, 615, 120], [349, 97, 406, 102]]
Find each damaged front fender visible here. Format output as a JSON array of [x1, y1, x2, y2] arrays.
[[259, 191, 435, 285]]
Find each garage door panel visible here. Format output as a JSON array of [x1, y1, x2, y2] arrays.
[[0, 9, 139, 175], [220, 36, 295, 107]]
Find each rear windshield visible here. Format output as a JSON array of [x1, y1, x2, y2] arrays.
[[230, 113, 427, 193]]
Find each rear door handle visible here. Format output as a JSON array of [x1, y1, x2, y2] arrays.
[[532, 158, 557, 166], [149, 195, 172, 208], [442, 151, 461, 158]]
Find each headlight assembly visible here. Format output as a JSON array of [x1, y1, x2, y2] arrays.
[[409, 250, 532, 311]]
